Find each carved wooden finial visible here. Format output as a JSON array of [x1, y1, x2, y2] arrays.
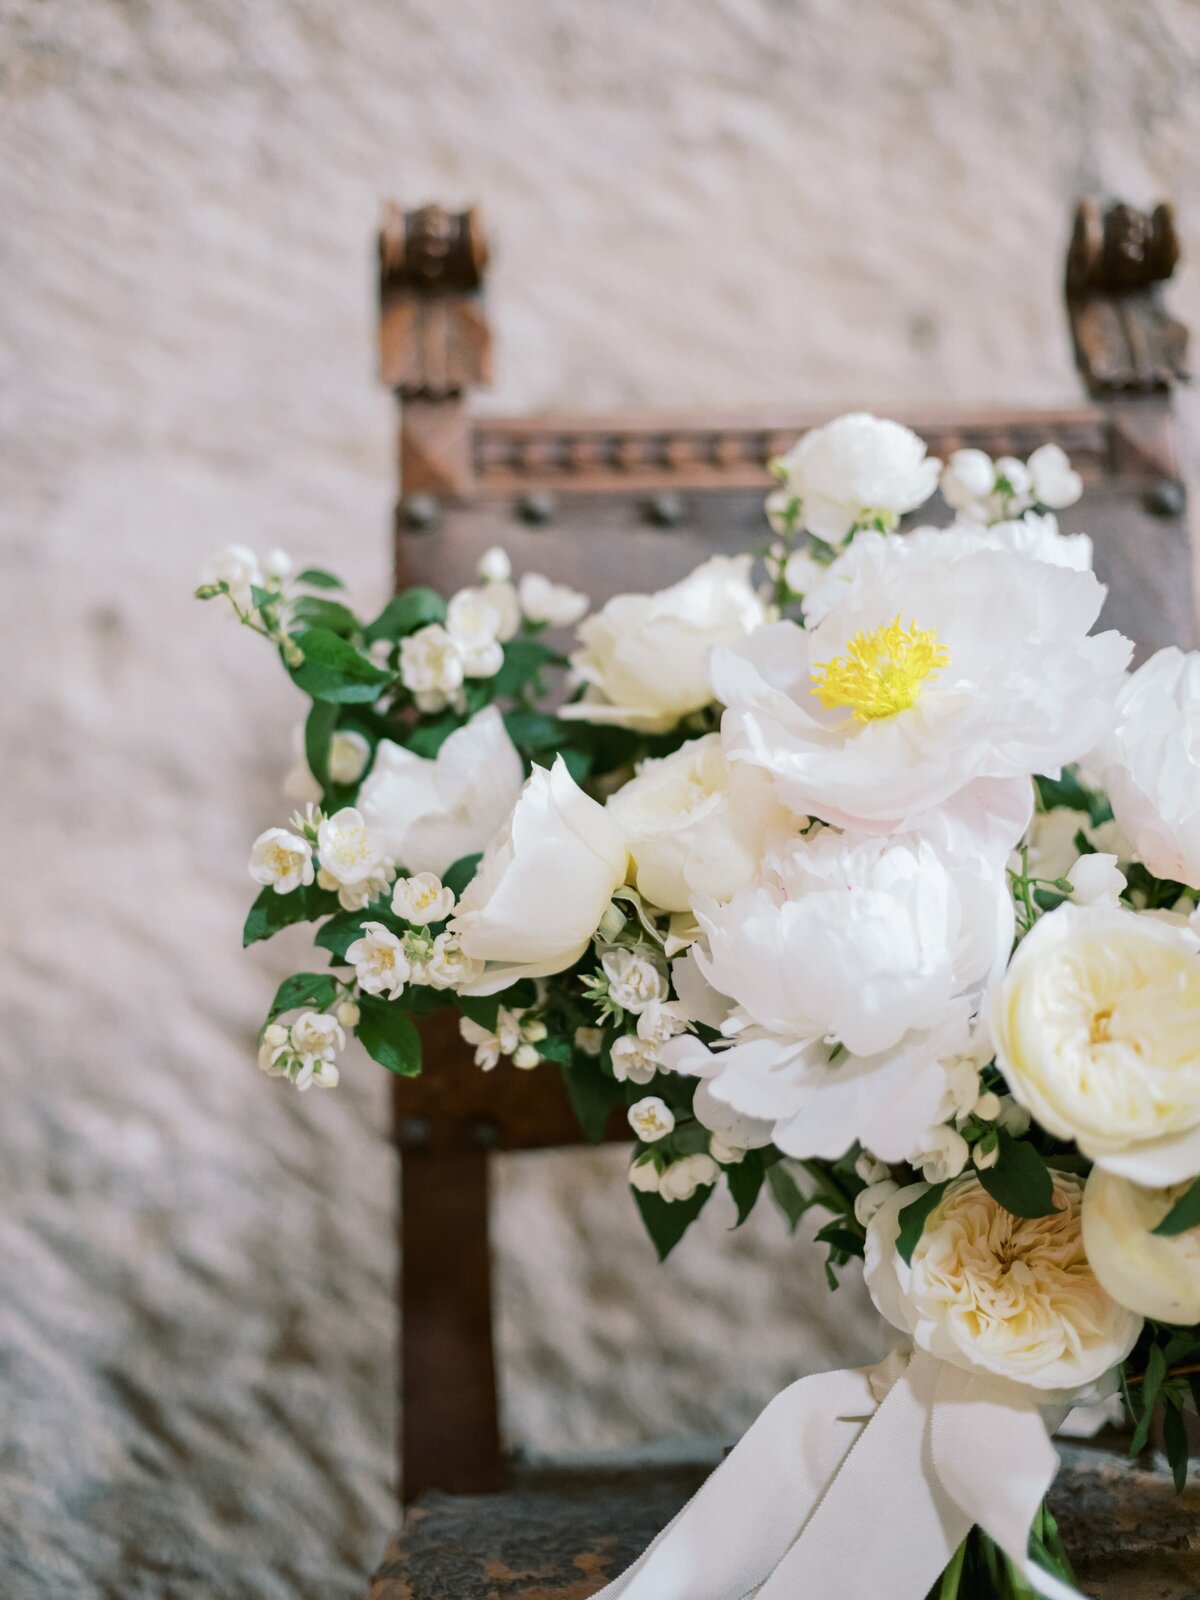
[[1066, 199, 1189, 395], [378, 203, 493, 398]]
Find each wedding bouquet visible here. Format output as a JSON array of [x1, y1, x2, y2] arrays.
[[199, 413, 1200, 1600]]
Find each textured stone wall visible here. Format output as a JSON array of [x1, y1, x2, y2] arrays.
[[4, 2, 1200, 1594]]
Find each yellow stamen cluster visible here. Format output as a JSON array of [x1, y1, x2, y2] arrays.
[[810, 615, 949, 723]]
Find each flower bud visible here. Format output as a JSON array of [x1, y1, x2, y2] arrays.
[[336, 1000, 361, 1028]]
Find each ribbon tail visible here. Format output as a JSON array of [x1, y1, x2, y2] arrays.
[[930, 1364, 1085, 1600], [590, 1366, 877, 1600], [754, 1348, 969, 1600]]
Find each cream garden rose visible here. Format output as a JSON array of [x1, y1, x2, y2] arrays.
[[606, 734, 792, 913], [560, 555, 765, 733], [992, 902, 1200, 1184], [865, 1173, 1141, 1395], [449, 757, 629, 993], [1082, 1168, 1200, 1325]]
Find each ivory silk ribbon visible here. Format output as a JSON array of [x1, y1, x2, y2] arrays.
[[592, 1346, 1083, 1600]]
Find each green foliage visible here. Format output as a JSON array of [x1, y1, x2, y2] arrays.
[[304, 699, 339, 794], [765, 1161, 810, 1234], [355, 996, 422, 1076], [726, 1152, 765, 1227], [314, 905, 404, 961], [493, 638, 565, 699], [455, 981, 537, 1032], [633, 1181, 714, 1262], [442, 853, 482, 899], [1153, 1174, 1200, 1236], [1129, 1342, 1167, 1455], [290, 595, 360, 636], [896, 1182, 947, 1265], [295, 567, 345, 590], [976, 1133, 1057, 1219], [267, 972, 340, 1020], [243, 884, 339, 947], [287, 627, 391, 704], [364, 588, 446, 641], [1034, 766, 1113, 827], [560, 1055, 625, 1143]]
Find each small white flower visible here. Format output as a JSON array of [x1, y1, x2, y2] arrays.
[[445, 588, 506, 676], [1067, 852, 1126, 906], [1028, 443, 1083, 510], [659, 1152, 718, 1202], [709, 1132, 746, 1167], [329, 730, 371, 786], [611, 1034, 660, 1085], [855, 1151, 892, 1185], [854, 1178, 899, 1227], [973, 1090, 1002, 1122], [635, 999, 687, 1048], [601, 947, 669, 1015], [293, 1057, 341, 1091], [290, 1011, 345, 1066], [336, 999, 361, 1028], [460, 1015, 503, 1070], [574, 1026, 603, 1057], [346, 922, 410, 1000], [629, 1157, 662, 1194], [995, 455, 1033, 502], [996, 1095, 1032, 1138], [322, 862, 395, 912], [973, 1139, 1001, 1171], [317, 808, 383, 886], [249, 828, 314, 895], [264, 547, 293, 580], [628, 1096, 675, 1143], [392, 872, 456, 926], [477, 546, 512, 583], [518, 572, 589, 627], [400, 624, 466, 711], [201, 543, 262, 609], [423, 931, 486, 991], [512, 1043, 541, 1070], [940, 449, 996, 513], [914, 1124, 971, 1184]]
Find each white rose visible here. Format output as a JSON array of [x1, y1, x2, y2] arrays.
[[606, 734, 791, 913], [345, 922, 410, 1000], [399, 623, 466, 711], [449, 758, 629, 993], [423, 931, 485, 991], [628, 1096, 675, 1142], [658, 1152, 718, 1202], [611, 1035, 660, 1085], [715, 545, 1129, 845], [600, 946, 668, 1014], [560, 555, 765, 733], [865, 1174, 1141, 1397], [992, 902, 1200, 1185], [391, 872, 456, 926], [1094, 647, 1200, 888], [518, 572, 589, 627], [1082, 1167, 1200, 1324], [249, 827, 315, 895], [1066, 851, 1126, 906], [200, 543, 262, 609], [772, 413, 940, 541], [358, 707, 525, 878], [1028, 443, 1083, 510]]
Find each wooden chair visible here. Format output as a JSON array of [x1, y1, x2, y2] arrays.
[[366, 199, 1198, 1599]]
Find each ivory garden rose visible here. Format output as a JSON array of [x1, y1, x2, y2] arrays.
[[1082, 1168, 1200, 1325]]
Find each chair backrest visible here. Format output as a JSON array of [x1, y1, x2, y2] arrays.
[[380, 198, 1194, 1501]]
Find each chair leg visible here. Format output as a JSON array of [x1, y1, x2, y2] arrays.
[[398, 1126, 504, 1502]]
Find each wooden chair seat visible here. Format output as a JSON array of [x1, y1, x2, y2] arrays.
[[366, 1442, 1200, 1600]]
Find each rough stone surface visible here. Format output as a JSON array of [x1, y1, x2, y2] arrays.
[[4, 3, 1200, 1595]]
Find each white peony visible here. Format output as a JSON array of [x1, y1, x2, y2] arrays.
[[346, 922, 410, 1000], [1094, 647, 1200, 888], [518, 572, 589, 627], [449, 758, 629, 993], [1082, 1168, 1200, 1325], [201, 543, 262, 610], [560, 555, 765, 733], [391, 872, 456, 926], [358, 707, 525, 878], [715, 545, 1130, 847], [679, 828, 1011, 1163], [606, 734, 792, 913], [399, 623, 466, 712], [249, 827, 315, 895], [866, 1173, 1141, 1397], [992, 902, 1200, 1184], [772, 414, 940, 542]]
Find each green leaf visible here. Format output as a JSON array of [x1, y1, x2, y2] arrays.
[[243, 884, 338, 947], [304, 699, 339, 794], [1034, 769, 1093, 814], [1154, 1174, 1200, 1236], [295, 567, 345, 590], [314, 906, 403, 960], [670, 1122, 711, 1157], [290, 595, 359, 636], [267, 972, 339, 1020], [814, 1222, 866, 1258], [535, 1034, 574, 1066], [896, 1182, 948, 1265], [633, 1182, 713, 1262], [726, 1153, 765, 1227], [355, 996, 422, 1076], [766, 1162, 810, 1234], [364, 588, 446, 642], [493, 638, 565, 699], [560, 1056, 625, 1143], [406, 714, 462, 758], [1130, 1343, 1167, 1455], [976, 1132, 1057, 1219], [442, 853, 482, 899], [503, 709, 565, 752], [287, 627, 391, 704], [456, 980, 538, 1033], [1163, 1401, 1190, 1492]]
